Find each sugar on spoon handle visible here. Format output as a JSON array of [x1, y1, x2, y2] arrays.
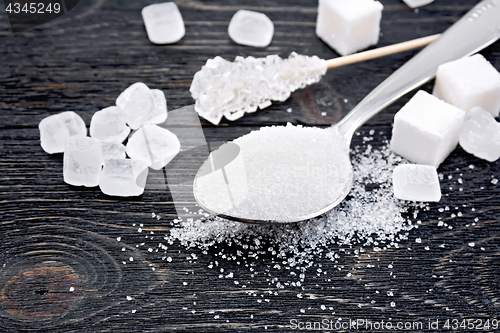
[[326, 34, 441, 69], [335, 0, 500, 142]]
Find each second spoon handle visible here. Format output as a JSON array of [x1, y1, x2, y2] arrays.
[[336, 0, 500, 141]]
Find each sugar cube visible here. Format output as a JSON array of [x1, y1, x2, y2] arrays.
[[99, 159, 149, 197], [390, 90, 465, 167], [116, 83, 168, 130], [39, 111, 86, 154], [141, 2, 185, 44], [433, 54, 500, 117], [101, 141, 126, 161], [228, 10, 274, 47], [316, 0, 383, 56], [402, 0, 434, 8], [459, 107, 500, 162], [90, 106, 130, 143], [63, 137, 103, 187], [393, 164, 441, 202], [126, 124, 180, 170]]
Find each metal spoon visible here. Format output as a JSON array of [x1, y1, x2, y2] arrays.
[[193, 0, 500, 224]]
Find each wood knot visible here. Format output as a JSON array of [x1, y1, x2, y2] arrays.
[[1, 266, 82, 320]]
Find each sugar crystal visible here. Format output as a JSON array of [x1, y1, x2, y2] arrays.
[[190, 53, 327, 124], [228, 10, 274, 47], [126, 124, 180, 170], [402, 0, 434, 8], [141, 2, 185, 44], [459, 107, 500, 162], [99, 159, 149, 197], [63, 137, 103, 187], [39, 111, 86, 154], [149, 89, 168, 124], [392, 164, 441, 202], [101, 141, 126, 161], [116, 83, 168, 130], [90, 106, 130, 143]]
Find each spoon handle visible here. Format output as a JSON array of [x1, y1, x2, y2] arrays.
[[336, 0, 500, 141]]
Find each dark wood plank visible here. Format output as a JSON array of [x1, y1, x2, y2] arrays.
[[1, 0, 499, 332]]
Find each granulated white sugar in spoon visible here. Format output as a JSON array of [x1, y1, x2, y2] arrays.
[[194, 123, 352, 222]]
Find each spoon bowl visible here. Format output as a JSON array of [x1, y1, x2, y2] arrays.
[[201, 171, 354, 224], [193, 126, 354, 223], [193, 0, 500, 224]]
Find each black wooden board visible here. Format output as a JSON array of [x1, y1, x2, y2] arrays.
[[1, 0, 499, 332]]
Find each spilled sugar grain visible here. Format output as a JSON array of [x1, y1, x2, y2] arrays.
[[127, 139, 495, 316], [167, 141, 426, 262]]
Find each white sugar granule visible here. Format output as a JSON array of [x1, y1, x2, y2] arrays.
[[171, 141, 422, 255], [194, 123, 352, 222]]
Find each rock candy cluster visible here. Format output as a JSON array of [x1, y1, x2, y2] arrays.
[[190, 52, 328, 124]]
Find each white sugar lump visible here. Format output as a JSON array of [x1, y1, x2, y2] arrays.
[[393, 164, 441, 202], [39, 111, 86, 154], [89, 106, 130, 143], [194, 124, 352, 222], [190, 53, 327, 124], [459, 107, 500, 162], [390, 90, 465, 167], [99, 159, 149, 197], [316, 0, 383, 56], [101, 141, 126, 161], [402, 0, 434, 8], [228, 10, 274, 47], [116, 83, 168, 130], [126, 124, 180, 170], [63, 137, 103, 187], [433, 54, 500, 117], [141, 2, 185, 44]]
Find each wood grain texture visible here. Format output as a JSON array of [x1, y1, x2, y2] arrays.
[[0, 0, 499, 332]]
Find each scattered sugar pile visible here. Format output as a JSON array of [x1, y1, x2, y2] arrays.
[[190, 53, 327, 124], [169, 141, 425, 259]]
